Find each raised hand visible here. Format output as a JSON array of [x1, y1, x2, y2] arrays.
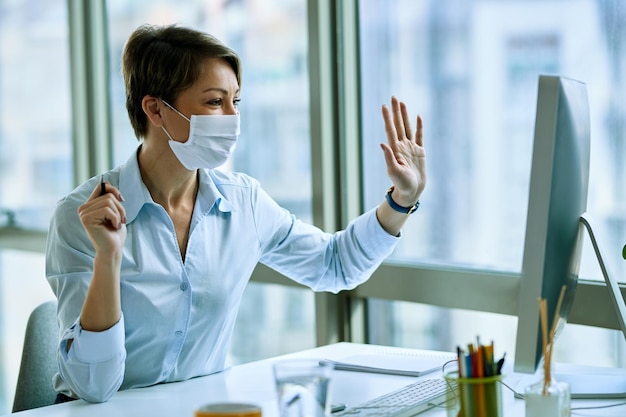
[[380, 96, 426, 207]]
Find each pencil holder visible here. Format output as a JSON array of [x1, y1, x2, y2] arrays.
[[526, 288, 571, 416], [524, 371, 570, 417], [444, 371, 503, 417]]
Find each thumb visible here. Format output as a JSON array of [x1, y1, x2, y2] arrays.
[[380, 143, 398, 170]]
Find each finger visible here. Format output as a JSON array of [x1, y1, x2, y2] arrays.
[[101, 206, 124, 229], [391, 97, 406, 140], [415, 115, 424, 147], [101, 194, 127, 226], [100, 182, 125, 202], [79, 195, 127, 227], [382, 104, 397, 145], [104, 203, 125, 229], [80, 203, 123, 230], [401, 102, 412, 140], [92, 192, 127, 224], [107, 194, 127, 225]]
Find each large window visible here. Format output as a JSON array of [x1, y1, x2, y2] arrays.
[[0, 0, 70, 412], [360, 0, 626, 366], [0, 1, 72, 232]]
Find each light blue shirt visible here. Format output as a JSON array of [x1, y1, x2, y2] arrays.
[[46, 149, 401, 403]]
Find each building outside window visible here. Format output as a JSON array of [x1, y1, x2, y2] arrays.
[[360, 0, 626, 367]]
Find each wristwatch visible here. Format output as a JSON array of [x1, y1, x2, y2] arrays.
[[385, 186, 419, 214]]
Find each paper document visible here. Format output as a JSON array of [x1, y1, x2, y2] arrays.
[[322, 350, 455, 377]]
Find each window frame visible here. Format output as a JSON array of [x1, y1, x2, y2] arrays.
[[0, 0, 624, 350]]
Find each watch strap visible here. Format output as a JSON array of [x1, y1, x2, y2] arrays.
[[385, 187, 419, 214]]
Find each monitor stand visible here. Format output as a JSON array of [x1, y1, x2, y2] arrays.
[[541, 213, 626, 399], [579, 213, 626, 338]]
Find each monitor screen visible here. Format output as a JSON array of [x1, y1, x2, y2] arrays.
[[514, 75, 590, 375]]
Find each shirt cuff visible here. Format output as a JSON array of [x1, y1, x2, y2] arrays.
[[65, 313, 125, 363], [355, 207, 401, 256]]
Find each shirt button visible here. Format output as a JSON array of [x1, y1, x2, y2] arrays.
[[175, 331, 183, 337], [180, 282, 189, 291]]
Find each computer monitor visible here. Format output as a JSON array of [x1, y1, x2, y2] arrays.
[[514, 75, 626, 398], [514, 74, 589, 374]]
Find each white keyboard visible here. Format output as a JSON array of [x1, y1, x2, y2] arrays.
[[335, 378, 452, 417]]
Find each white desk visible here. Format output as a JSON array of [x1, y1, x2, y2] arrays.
[[4, 342, 626, 417]]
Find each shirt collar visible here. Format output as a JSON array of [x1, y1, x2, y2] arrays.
[[197, 169, 236, 215], [118, 147, 235, 224]]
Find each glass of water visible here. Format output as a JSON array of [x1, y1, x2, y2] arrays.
[[273, 358, 334, 417]]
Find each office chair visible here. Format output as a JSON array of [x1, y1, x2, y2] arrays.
[[12, 300, 59, 412]]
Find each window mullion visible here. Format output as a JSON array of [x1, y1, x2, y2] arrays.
[[308, 0, 344, 347], [68, 0, 112, 185], [336, 0, 367, 344]]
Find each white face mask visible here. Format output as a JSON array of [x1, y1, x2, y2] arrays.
[[161, 100, 240, 170]]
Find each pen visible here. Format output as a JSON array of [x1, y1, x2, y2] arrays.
[[496, 353, 506, 375], [100, 174, 106, 196]]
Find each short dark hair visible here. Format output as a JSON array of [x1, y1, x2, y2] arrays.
[[122, 24, 242, 139]]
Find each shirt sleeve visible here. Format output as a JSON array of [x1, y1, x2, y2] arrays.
[[57, 316, 127, 403], [46, 193, 126, 403], [254, 183, 400, 293]]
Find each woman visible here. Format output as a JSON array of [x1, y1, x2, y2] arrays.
[[46, 24, 426, 403]]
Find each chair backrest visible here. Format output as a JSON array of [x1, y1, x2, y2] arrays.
[[12, 300, 59, 412]]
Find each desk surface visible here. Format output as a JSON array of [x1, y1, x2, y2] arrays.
[[5, 342, 626, 417]]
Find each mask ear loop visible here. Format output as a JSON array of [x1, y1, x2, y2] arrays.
[[161, 126, 176, 141], [160, 98, 191, 142], [160, 99, 191, 122]]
